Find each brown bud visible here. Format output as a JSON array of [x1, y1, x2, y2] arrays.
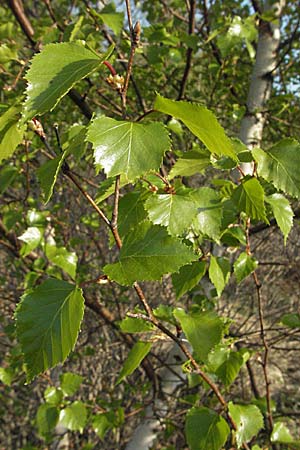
[[133, 21, 141, 45]]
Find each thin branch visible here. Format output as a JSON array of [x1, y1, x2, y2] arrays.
[[177, 0, 196, 100], [7, 0, 35, 45]]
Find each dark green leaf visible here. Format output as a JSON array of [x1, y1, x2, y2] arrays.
[[265, 194, 293, 244], [232, 177, 268, 222], [15, 279, 84, 382], [172, 261, 206, 299], [118, 191, 148, 239], [104, 221, 197, 285], [0, 106, 24, 163], [0, 166, 18, 194], [228, 402, 264, 448], [209, 256, 231, 297], [185, 406, 230, 450], [23, 43, 114, 121], [60, 372, 83, 396], [253, 139, 300, 198], [173, 309, 223, 361], [37, 151, 67, 204], [154, 95, 237, 160], [280, 313, 300, 329], [36, 403, 59, 436], [145, 190, 199, 235], [233, 252, 257, 283], [59, 401, 87, 432], [117, 341, 152, 384], [87, 117, 170, 181]]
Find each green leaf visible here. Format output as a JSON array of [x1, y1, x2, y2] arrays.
[[37, 151, 67, 204], [209, 256, 231, 297], [0, 106, 24, 163], [185, 406, 230, 450], [172, 261, 206, 299], [87, 117, 170, 181], [119, 317, 155, 333], [104, 221, 197, 285], [0, 367, 15, 386], [44, 387, 63, 406], [215, 350, 244, 387], [59, 401, 87, 432], [22, 43, 114, 121], [145, 190, 199, 235], [232, 177, 268, 222], [60, 372, 83, 396], [92, 413, 113, 440], [15, 279, 84, 382], [191, 188, 223, 241], [117, 341, 152, 384], [228, 402, 264, 448], [62, 124, 87, 161], [118, 191, 148, 239], [265, 194, 293, 244], [253, 139, 300, 198], [98, 4, 124, 35], [18, 226, 42, 257], [154, 95, 237, 160], [173, 309, 223, 361], [36, 403, 59, 436], [46, 244, 77, 280], [280, 313, 300, 329], [271, 422, 296, 444], [233, 252, 257, 283], [169, 148, 211, 178], [0, 166, 18, 194]]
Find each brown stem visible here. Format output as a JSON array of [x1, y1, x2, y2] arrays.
[[7, 0, 35, 45], [177, 0, 196, 100]]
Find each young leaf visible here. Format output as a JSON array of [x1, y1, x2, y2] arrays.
[[280, 313, 300, 329], [232, 176, 268, 223], [154, 94, 237, 160], [36, 403, 59, 436], [0, 166, 18, 194], [0, 106, 24, 163], [209, 256, 231, 297], [172, 261, 206, 299], [18, 226, 42, 257], [185, 406, 230, 450], [228, 402, 264, 448], [46, 244, 78, 280], [271, 422, 297, 444], [191, 188, 223, 241], [169, 148, 211, 178], [37, 150, 67, 204], [253, 139, 300, 198], [15, 279, 84, 382], [60, 372, 83, 396], [104, 221, 197, 285], [117, 341, 152, 384], [265, 194, 293, 244], [233, 252, 258, 283], [215, 350, 245, 387], [87, 117, 170, 181], [173, 309, 223, 361], [145, 190, 199, 235], [92, 413, 113, 440], [44, 387, 63, 406], [22, 43, 114, 121], [59, 401, 87, 432], [119, 317, 155, 333]]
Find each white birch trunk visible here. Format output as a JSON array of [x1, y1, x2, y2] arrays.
[[239, 0, 286, 173]]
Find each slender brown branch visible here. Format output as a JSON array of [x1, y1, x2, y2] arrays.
[[177, 0, 196, 100], [44, 0, 64, 32], [7, 0, 35, 45]]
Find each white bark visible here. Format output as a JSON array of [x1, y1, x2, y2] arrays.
[[239, 0, 285, 168]]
